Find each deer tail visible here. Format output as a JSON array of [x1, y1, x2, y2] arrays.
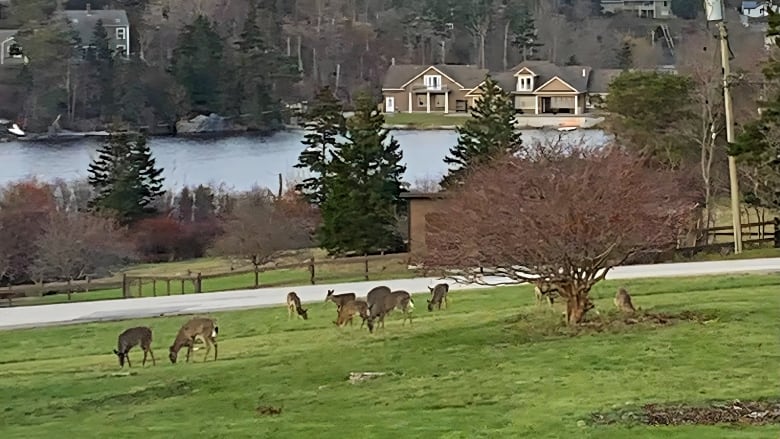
[[212, 326, 219, 337]]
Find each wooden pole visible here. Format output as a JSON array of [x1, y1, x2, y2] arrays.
[[181, 278, 185, 294], [254, 266, 260, 288], [364, 253, 369, 281], [67, 278, 72, 301], [166, 279, 171, 295], [196, 272, 202, 294], [137, 278, 143, 297], [85, 275, 91, 293], [152, 279, 157, 297], [122, 273, 127, 298], [309, 257, 315, 285]]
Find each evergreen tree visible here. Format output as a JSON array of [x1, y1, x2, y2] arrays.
[[87, 19, 115, 121], [615, 38, 633, 70], [87, 133, 165, 223], [508, 2, 541, 61], [318, 92, 407, 255], [565, 54, 580, 66], [193, 184, 216, 222], [171, 15, 224, 113], [294, 86, 346, 206], [441, 75, 522, 188], [178, 186, 193, 222]]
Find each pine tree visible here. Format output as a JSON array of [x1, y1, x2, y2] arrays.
[[616, 38, 633, 70], [441, 75, 522, 188], [87, 19, 115, 121], [171, 15, 224, 113], [87, 133, 165, 223], [193, 184, 216, 222], [318, 92, 407, 255], [178, 186, 193, 222], [565, 55, 580, 66], [294, 86, 346, 206], [509, 3, 541, 61]]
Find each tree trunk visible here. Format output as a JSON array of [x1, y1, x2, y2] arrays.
[[503, 21, 510, 71], [479, 33, 486, 69], [562, 284, 594, 325]]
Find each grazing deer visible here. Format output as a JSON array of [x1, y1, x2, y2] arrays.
[[533, 279, 560, 306], [366, 290, 414, 333], [325, 289, 357, 311], [286, 292, 309, 320], [614, 288, 637, 314], [113, 326, 155, 368], [427, 283, 449, 312], [169, 317, 219, 364], [333, 299, 370, 328], [366, 285, 392, 309]]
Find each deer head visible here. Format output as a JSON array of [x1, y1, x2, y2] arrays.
[[113, 349, 127, 367], [325, 289, 335, 302]]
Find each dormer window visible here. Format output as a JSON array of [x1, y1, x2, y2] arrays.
[[517, 75, 534, 91], [423, 74, 442, 90], [116, 27, 126, 40]]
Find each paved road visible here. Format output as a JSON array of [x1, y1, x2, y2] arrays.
[[1, 257, 778, 331]]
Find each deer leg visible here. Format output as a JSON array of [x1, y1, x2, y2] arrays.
[[203, 340, 211, 362], [186, 342, 194, 363], [142, 349, 148, 366], [288, 305, 293, 320], [148, 348, 156, 366], [125, 352, 132, 368], [212, 338, 218, 361]]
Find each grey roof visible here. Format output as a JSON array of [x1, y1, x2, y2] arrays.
[[382, 64, 489, 90], [509, 60, 593, 93], [0, 0, 10, 5], [0, 29, 17, 42], [588, 69, 623, 93], [61, 9, 129, 45]]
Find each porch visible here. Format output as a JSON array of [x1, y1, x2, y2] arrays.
[[513, 94, 584, 115]]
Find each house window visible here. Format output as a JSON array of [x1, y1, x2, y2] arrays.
[[517, 76, 534, 91], [423, 74, 441, 90], [116, 45, 126, 56], [116, 27, 126, 40]]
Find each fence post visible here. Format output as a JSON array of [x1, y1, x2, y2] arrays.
[[309, 257, 315, 285], [137, 278, 143, 297], [364, 253, 369, 281], [166, 279, 171, 295], [196, 272, 202, 294], [122, 273, 127, 298], [774, 217, 780, 248], [85, 276, 91, 293], [67, 278, 72, 301], [181, 278, 186, 294], [254, 265, 260, 288], [152, 279, 157, 297]]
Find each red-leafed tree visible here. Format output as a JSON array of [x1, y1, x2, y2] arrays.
[[132, 216, 221, 262], [424, 144, 699, 325]]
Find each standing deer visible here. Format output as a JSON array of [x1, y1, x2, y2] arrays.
[[366, 285, 391, 310], [427, 283, 450, 311], [169, 317, 219, 364], [366, 290, 414, 333], [614, 288, 637, 314], [533, 279, 560, 307], [325, 289, 357, 311], [333, 299, 370, 328], [286, 292, 309, 320], [113, 326, 155, 368]]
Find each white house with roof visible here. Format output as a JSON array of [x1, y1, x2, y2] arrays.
[[740, 1, 780, 18], [62, 5, 130, 58]]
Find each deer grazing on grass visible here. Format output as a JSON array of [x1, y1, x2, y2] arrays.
[[169, 317, 219, 364], [427, 283, 449, 311], [533, 279, 560, 307], [325, 289, 357, 312], [333, 299, 370, 328], [113, 326, 156, 368], [366, 290, 414, 333], [614, 288, 637, 314], [286, 292, 309, 320]]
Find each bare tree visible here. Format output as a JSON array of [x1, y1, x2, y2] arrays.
[[209, 191, 313, 269], [32, 211, 133, 282], [424, 145, 698, 325]]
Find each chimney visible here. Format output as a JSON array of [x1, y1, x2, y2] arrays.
[[582, 68, 586, 77], [86, 3, 91, 15]]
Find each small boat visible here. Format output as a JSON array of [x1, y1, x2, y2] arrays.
[[557, 126, 577, 132], [8, 123, 25, 137]]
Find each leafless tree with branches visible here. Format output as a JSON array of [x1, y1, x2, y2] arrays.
[[423, 144, 698, 325]]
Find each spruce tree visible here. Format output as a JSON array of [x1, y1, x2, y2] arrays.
[[318, 92, 407, 255], [171, 15, 224, 113], [87, 19, 115, 121], [294, 86, 346, 206], [441, 75, 522, 188], [87, 133, 165, 223], [616, 38, 633, 70]]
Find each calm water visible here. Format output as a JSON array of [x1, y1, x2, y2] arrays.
[[0, 129, 611, 191]]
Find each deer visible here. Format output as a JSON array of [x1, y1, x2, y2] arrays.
[[366, 289, 414, 333], [169, 317, 218, 364], [333, 299, 370, 328], [427, 283, 450, 312], [533, 279, 560, 307], [366, 285, 392, 309], [113, 326, 155, 368], [614, 287, 637, 314], [286, 292, 309, 320], [325, 289, 357, 312]]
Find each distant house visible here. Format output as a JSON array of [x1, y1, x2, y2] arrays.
[[740, 1, 780, 17], [600, 0, 672, 18], [62, 5, 130, 58], [381, 60, 623, 116], [0, 29, 21, 66], [381, 64, 489, 114]]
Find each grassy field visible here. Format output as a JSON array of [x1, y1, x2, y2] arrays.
[[1, 274, 779, 438], [383, 112, 471, 128]]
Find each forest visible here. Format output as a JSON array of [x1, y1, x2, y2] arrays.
[[0, 0, 760, 132]]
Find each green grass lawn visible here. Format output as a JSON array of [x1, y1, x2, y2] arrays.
[[383, 112, 471, 128], [1, 274, 779, 438]]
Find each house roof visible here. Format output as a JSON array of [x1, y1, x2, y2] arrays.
[[0, 0, 10, 5], [0, 29, 17, 43], [399, 191, 451, 199], [509, 61, 591, 93], [588, 69, 623, 93], [383, 64, 488, 90], [742, 1, 760, 9], [61, 9, 129, 45]]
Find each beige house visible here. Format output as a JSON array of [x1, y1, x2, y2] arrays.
[[381, 64, 488, 114], [600, 0, 672, 18], [382, 60, 622, 116]]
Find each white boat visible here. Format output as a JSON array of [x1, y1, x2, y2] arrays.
[[557, 126, 577, 132], [8, 123, 25, 137]]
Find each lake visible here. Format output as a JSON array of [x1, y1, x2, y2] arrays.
[[0, 129, 611, 191]]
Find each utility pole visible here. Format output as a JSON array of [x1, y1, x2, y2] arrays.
[[706, 0, 743, 254]]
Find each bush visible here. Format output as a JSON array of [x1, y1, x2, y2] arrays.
[[132, 216, 221, 262]]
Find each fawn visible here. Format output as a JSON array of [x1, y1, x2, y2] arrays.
[[286, 292, 309, 320], [614, 288, 637, 313], [366, 290, 414, 333], [169, 317, 219, 363], [113, 326, 155, 368], [325, 289, 357, 311], [533, 279, 560, 306], [427, 283, 449, 311], [333, 299, 370, 328]]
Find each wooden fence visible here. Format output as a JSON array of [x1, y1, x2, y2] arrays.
[[676, 217, 779, 256], [0, 253, 411, 306]]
